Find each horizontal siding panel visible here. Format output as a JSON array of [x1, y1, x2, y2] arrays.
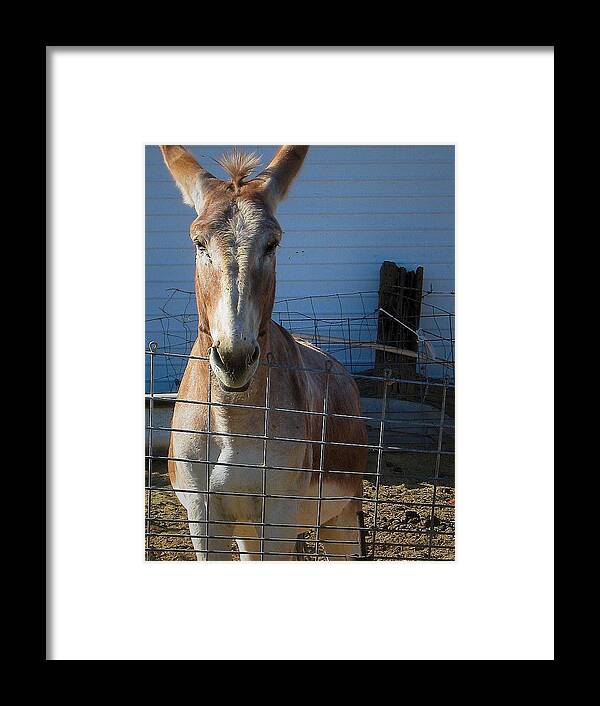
[[146, 230, 455, 249], [146, 246, 454, 268], [145, 196, 454, 216], [146, 262, 454, 284], [146, 291, 454, 308], [145, 144, 454, 164], [276, 294, 455, 316], [146, 161, 455, 181], [145, 279, 454, 302], [148, 213, 454, 232], [145, 244, 454, 265], [145, 240, 456, 255], [146, 179, 455, 199], [146, 279, 454, 311]]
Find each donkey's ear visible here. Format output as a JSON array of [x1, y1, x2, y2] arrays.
[[255, 146, 309, 210], [159, 146, 217, 213]]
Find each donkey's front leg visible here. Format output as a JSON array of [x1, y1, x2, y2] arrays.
[[172, 459, 208, 561], [185, 493, 208, 560], [205, 525, 234, 559], [261, 499, 304, 560], [206, 508, 235, 561]]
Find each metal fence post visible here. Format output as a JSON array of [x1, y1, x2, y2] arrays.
[[314, 359, 332, 559], [145, 341, 158, 560]]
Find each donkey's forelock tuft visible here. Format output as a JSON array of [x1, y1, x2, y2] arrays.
[[216, 148, 262, 190]]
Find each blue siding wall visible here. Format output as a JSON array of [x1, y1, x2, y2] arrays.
[[146, 145, 454, 392]]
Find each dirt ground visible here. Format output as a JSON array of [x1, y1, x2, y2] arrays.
[[145, 447, 454, 561]]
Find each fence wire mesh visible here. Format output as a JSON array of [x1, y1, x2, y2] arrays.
[[145, 290, 455, 560]]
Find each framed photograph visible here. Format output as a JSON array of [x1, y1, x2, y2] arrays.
[[48, 47, 554, 660]]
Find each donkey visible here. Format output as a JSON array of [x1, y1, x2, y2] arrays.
[[160, 145, 368, 560]]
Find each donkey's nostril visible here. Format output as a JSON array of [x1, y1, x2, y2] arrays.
[[212, 346, 226, 368], [246, 345, 259, 367]]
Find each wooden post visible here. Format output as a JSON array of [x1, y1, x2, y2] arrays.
[[375, 261, 424, 397], [375, 261, 399, 374]]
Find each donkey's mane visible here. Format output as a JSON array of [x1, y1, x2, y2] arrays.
[[216, 148, 262, 188]]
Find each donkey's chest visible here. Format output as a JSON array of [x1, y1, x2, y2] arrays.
[[213, 416, 312, 505], [210, 438, 264, 495], [173, 397, 312, 501]]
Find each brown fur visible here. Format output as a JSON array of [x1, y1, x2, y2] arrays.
[[169, 322, 366, 496], [216, 148, 262, 192]]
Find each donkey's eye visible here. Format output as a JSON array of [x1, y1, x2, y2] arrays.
[[195, 242, 211, 261], [265, 241, 278, 256]]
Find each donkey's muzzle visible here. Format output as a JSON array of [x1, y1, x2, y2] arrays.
[[210, 341, 260, 391]]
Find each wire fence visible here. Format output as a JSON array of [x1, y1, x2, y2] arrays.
[[146, 288, 454, 391], [145, 291, 454, 560]]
